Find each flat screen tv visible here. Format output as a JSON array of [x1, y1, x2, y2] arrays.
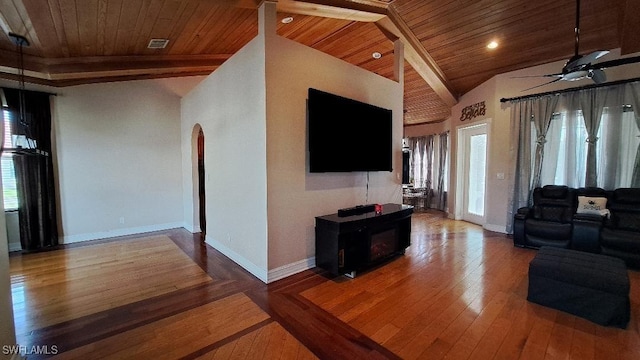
[[308, 88, 392, 173]]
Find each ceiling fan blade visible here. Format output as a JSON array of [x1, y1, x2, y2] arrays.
[[521, 78, 563, 92], [590, 55, 640, 69], [589, 69, 606, 84], [511, 73, 563, 79]]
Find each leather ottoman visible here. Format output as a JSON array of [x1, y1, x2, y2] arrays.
[[527, 246, 630, 328]]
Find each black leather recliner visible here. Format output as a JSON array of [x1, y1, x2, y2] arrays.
[[600, 188, 640, 268], [514, 185, 577, 248]]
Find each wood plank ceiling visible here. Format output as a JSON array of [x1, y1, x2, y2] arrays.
[[0, 0, 635, 126]]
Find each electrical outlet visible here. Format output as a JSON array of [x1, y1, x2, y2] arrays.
[[119, 217, 125, 224]]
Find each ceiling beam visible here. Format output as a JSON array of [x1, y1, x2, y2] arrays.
[[276, 0, 387, 22], [619, 0, 640, 55], [275, 1, 457, 107], [376, 7, 457, 106], [0, 50, 227, 83]]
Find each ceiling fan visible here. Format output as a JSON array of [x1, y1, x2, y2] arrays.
[[520, 0, 640, 91]]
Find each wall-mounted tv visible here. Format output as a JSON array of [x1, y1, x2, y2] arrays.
[[308, 88, 392, 173]]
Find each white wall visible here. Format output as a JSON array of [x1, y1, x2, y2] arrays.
[[442, 49, 640, 233], [54, 78, 198, 243], [404, 121, 448, 138], [265, 36, 404, 275], [181, 34, 269, 281], [0, 77, 203, 354], [181, 2, 403, 282]]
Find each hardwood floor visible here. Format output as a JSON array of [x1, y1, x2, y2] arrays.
[[9, 211, 640, 359]]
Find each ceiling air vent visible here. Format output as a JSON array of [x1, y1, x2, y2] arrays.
[[147, 39, 169, 49]]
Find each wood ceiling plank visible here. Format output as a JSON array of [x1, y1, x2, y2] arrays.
[[215, 10, 257, 54], [76, 0, 99, 56], [136, 0, 180, 54], [620, 0, 640, 55], [96, 0, 108, 54], [221, 12, 257, 52], [113, 0, 144, 55], [291, 18, 358, 50], [162, 0, 197, 54], [46, 0, 71, 57], [339, 23, 393, 64], [130, 0, 165, 54], [208, 8, 254, 53], [3, 0, 43, 56], [127, 0, 155, 53], [414, 0, 612, 52], [146, 0, 184, 48], [202, 0, 260, 10], [175, 3, 226, 54], [20, 0, 62, 57], [408, 0, 561, 45], [0, 10, 14, 41], [378, 7, 457, 106], [102, 0, 123, 56], [276, 13, 353, 48], [165, 1, 210, 55], [191, 7, 241, 54], [313, 22, 386, 60], [56, 0, 80, 56]]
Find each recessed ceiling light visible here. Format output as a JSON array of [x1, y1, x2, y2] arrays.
[[487, 41, 499, 50], [372, 52, 382, 59], [281, 16, 294, 24]]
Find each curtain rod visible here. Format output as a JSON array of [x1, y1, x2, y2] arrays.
[[500, 76, 640, 103]]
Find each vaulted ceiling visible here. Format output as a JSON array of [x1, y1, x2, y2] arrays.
[[0, 0, 637, 125]]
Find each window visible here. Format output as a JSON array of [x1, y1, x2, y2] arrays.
[[596, 106, 639, 189], [534, 106, 639, 189], [1, 109, 18, 210], [406, 133, 449, 211]]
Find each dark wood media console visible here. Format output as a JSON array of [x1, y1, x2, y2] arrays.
[[315, 203, 413, 277]]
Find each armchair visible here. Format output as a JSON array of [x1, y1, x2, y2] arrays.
[[514, 185, 577, 248]]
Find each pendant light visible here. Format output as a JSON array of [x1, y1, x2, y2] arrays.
[[7, 32, 37, 151]]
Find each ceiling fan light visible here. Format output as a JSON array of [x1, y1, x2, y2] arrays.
[[564, 70, 589, 81]]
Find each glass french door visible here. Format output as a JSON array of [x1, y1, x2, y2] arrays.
[[458, 123, 488, 225]]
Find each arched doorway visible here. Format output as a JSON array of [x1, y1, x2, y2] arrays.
[[197, 128, 206, 235]]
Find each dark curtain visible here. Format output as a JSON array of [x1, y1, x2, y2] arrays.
[[435, 131, 448, 211], [3, 88, 58, 251]]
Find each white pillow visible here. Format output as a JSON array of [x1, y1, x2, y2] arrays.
[[577, 196, 608, 215]]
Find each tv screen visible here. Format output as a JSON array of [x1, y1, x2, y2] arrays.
[[308, 88, 392, 173]]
